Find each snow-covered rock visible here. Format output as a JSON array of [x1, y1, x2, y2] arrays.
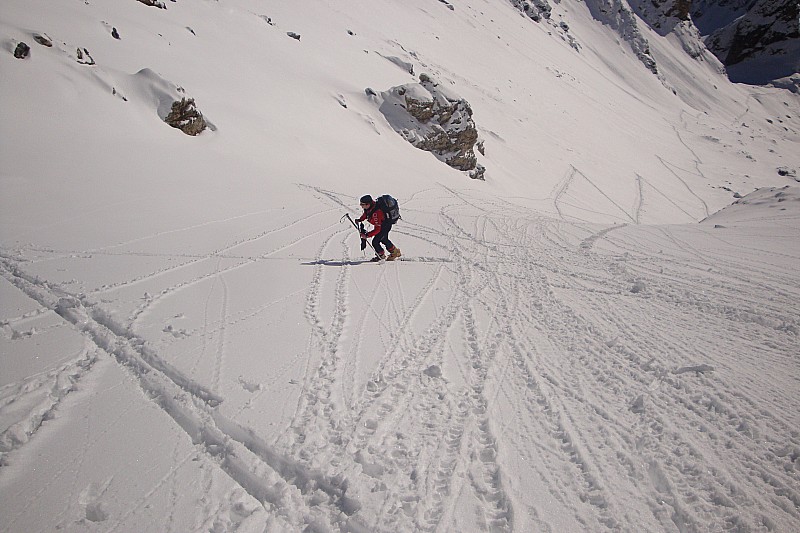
[[509, 0, 554, 23], [374, 74, 485, 179]]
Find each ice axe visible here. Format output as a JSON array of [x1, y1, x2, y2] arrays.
[[341, 213, 374, 252]]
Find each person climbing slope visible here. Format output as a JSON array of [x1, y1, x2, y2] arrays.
[[356, 195, 402, 261]]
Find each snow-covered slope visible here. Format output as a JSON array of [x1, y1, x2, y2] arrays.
[[1, 1, 799, 532]]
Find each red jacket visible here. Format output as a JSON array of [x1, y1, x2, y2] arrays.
[[357, 207, 385, 238]]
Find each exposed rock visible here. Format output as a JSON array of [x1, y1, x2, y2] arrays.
[[468, 164, 486, 180], [33, 33, 52, 47], [164, 98, 207, 136], [510, 0, 553, 22], [778, 166, 798, 179], [13, 42, 30, 59], [287, 32, 301, 41], [137, 0, 166, 8], [76, 47, 95, 65], [112, 27, 121, 40], [374, 74, 486, 179]]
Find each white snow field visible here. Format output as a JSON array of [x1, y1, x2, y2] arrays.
[[1, 0, 799, 532]]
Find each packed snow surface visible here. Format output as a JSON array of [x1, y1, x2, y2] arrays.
[[1, 0, 799, 532]]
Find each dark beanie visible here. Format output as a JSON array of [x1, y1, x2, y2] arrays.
[[360, 195, 373, 204]]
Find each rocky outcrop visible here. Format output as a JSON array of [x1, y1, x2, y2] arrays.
[[583, 0, 659, 74], [137, 0, 166, 8], [372, 74, 485, 179], [164, 98, 207, 136]]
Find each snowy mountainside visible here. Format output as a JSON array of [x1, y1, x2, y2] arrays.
[[1, 1, 800, 532]]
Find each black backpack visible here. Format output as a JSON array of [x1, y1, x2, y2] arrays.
[[375, 194, 401, 223]]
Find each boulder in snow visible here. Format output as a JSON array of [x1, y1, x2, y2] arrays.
[[164, 97, 207, 136], [13, 42, 30, 59]]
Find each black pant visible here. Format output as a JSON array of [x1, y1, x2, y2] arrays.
[[372, 222, 394, 255]]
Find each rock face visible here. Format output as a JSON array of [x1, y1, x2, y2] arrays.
[[702, 0, 799, 84], [691, 0, 756, 35], [374, 74, 485, 180]]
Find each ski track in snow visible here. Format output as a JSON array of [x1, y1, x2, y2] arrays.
[[2, 183, 799, 531]]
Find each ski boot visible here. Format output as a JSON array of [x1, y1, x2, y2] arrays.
[[387, 247, 402, 261]]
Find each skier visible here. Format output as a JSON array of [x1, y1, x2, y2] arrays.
[[357, 195, 402, 261]]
